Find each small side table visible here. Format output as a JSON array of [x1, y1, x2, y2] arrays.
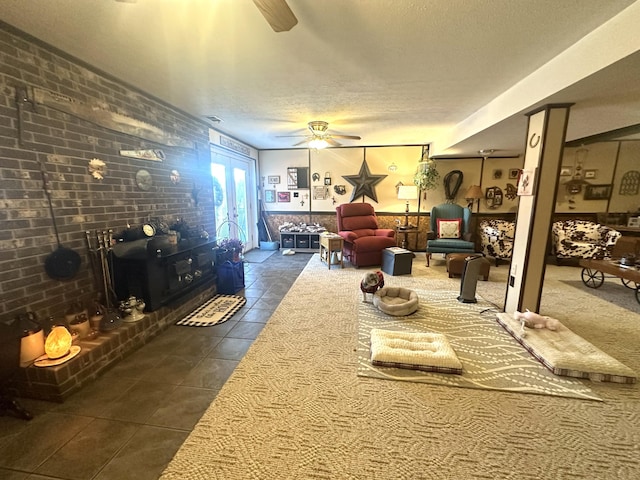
[[320, 234, 344, 269], [395, 227, 419, 250]]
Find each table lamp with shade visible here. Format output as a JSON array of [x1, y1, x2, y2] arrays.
[[397, 185, 418, 229], [465, 185, 484, 213]]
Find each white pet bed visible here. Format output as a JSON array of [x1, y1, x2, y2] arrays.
[[373, 287, 419, 316], [370, 328, 463, 374], [497, 313, 636, 384]]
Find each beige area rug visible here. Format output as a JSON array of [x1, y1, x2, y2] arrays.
[[358, 290, 600, 400], [560, 279, 640, 315], [162, 254, 640, 480]]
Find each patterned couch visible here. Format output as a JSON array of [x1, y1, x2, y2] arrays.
[[479, 219, 515, 266], [551, 220, 621, 262]]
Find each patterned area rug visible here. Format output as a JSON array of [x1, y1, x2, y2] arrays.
[[176, 294, 246, 327], [358, 290, 600, 400], [162, 255, 640, 480]]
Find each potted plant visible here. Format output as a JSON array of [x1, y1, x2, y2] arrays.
[[217, 238, 244, 262], [414, 157, 440, 195]]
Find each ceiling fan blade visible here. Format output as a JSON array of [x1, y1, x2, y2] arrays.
[[276, 134, 308, 138], [292, 139, 309, 146], [326, 138, 342, 147], [331, 134, 361, 140], [252, 0, 298, 32]]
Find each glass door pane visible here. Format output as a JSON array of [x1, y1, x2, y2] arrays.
[[211, 147, 257, 252]]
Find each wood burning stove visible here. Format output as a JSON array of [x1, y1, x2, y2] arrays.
[[111, 238, 218, 311]]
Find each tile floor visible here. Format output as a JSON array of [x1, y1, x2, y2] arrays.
[[0, 251, 313, 480]]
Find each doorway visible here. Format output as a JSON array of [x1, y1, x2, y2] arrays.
[[211, 146, 257, 252]]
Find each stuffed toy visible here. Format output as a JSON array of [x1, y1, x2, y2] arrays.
[[513, 309, 560, 337], [360, 271, 384, 302]]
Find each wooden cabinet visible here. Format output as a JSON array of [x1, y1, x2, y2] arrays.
[[280, 231, 321, 252]]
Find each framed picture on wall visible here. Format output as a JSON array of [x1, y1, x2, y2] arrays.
[[508, 168, 520, 179], [264, 189, 276, 203], [584, 169, 597, 179], [517, 169, 536, 196], [584, 184, 612, 200], [277, 191, 291, 203], [560, 167, 572, 176], [267, 175, 280, 184], [287, 168, 298, 189]]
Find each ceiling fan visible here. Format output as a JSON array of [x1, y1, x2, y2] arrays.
[[278, 121, 362, 149], [115, 0, 298, 33], [252, 0, 298, 32]]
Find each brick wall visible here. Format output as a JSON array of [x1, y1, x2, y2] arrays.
[[0, 24, 215, 323]]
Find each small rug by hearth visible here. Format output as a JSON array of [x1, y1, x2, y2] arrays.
[[176, 294, 246, 327]]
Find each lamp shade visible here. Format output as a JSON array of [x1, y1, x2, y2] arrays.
[[397, 185, 418, 200], [465, 185, 483, 200]]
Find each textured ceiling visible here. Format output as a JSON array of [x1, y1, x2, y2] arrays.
[[2, 0, 640, 157]]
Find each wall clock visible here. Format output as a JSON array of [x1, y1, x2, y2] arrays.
[[135, 169, 153, 191]]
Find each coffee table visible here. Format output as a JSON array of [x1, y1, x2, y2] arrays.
[[579, 258, 640, 303]]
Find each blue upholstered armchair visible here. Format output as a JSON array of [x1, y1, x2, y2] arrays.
[[426, 203, 475, 266]]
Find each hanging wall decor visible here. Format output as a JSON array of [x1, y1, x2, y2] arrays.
[[443, 170, 463, 201], [287, 168, 298, 189], [619, 170, 640, 195], [88, 158, 106, 180], [264, 189, 276, 203], [277, 191, 291, 202], [342, 160, 387, 203], [485, 186, 503, 208], [30, 87, 193, 148]]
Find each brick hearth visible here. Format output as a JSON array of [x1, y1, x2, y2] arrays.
[[12, 283, 216, 403]]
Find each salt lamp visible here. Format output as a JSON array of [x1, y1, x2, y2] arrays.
[[44, 326, 72, 359]]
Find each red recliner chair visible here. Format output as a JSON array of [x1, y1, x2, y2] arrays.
[[336, 203, 396, 267]]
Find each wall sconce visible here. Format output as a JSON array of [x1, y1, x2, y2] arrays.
[[465, 185, 483, 213], [397, 185, 418, 229]]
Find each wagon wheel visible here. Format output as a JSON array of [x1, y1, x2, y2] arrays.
[[621, 278, 640, 290], [581, 268, 604, 288]]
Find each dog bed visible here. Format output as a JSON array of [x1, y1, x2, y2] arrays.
[[497, 312, 636, 383], [373, 286, 419, 316], [370, 328, 463, 374]]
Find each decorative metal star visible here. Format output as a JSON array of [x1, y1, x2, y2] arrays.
[[342, 160, 387, 203]]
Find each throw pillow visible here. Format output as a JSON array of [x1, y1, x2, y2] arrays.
[[437, 218, 462, 239]]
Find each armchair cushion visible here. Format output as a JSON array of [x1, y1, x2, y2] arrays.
[[437, 218, 462, 239]]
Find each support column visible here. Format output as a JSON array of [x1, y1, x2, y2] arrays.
[[504, 104, 572, 314]]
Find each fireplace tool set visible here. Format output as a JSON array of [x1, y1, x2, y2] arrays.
[[85, 230, 145, 328]]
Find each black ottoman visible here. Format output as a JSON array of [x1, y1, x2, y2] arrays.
[[381, 247, 413, 276]]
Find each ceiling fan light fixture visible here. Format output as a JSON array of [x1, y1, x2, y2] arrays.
[[308, 121, 329, 135], [308, 137, 328, 150]]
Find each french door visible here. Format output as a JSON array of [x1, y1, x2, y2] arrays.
[[211, 146, 257, 252]]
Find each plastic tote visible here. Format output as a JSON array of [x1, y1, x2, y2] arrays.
[[217, 261, 245, 294]]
